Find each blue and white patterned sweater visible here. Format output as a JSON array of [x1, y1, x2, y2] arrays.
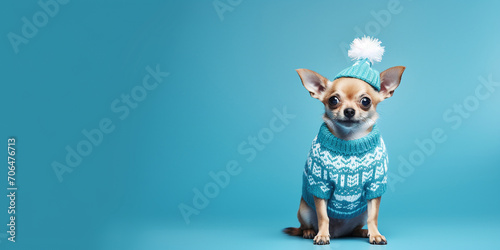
[[302, 123, 388, 219]]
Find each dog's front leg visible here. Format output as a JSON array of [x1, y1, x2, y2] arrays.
[[313, 196, 330, 245], [367, 197, 387, 245]]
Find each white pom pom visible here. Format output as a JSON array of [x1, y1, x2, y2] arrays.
[[347, 36, 385, 64]]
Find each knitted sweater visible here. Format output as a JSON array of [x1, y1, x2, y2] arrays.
[[302, 123, 388, 219]]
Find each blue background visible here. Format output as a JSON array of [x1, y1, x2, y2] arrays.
[[1, 0, 499, 249]]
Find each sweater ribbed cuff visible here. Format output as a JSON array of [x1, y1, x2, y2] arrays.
[[365, 183, 387, 200]]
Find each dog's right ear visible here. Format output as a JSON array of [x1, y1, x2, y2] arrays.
[[379, 66, 405, 100], [296, 69, 329, 100]]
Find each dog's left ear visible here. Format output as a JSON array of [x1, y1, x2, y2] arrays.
[[379, 66, 405, 99]]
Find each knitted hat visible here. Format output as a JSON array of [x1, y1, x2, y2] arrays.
[[334, 36, 385, 91]]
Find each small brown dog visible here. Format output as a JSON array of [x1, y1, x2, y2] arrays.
[[284, 37, 405, 245]]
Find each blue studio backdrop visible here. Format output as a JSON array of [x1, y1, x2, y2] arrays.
[[1, 1, 499, 249]]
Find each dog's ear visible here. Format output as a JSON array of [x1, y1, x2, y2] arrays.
[[296, 69, 329, 100], [379, 66, 405, 99]]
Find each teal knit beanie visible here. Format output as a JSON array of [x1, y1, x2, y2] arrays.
[[334, 36, 385, 91]]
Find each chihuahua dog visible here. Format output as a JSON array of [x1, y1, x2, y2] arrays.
[[284, 37, 405, 245]]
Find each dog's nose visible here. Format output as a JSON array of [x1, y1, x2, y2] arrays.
[[344, 108, 355, 118]]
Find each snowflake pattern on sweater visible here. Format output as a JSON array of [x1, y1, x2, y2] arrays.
[[302, 123, 388, 219]]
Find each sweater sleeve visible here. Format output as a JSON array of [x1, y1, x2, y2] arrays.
[[303, 160, 334, 200], [364, 160, 388, 200]]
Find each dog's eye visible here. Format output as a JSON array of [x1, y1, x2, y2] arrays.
[[361, 97, 371, 107], [329, 96, 340, 106]]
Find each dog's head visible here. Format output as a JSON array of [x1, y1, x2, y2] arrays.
[[297, 66, 405, 139]]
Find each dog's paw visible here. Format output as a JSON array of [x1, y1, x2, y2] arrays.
[[369, 233, 387, 245], [313, 234, 330, 245], [303, 229, 315, 239]]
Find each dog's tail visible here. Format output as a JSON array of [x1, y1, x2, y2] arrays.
[[283, 227, 303, 236]]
